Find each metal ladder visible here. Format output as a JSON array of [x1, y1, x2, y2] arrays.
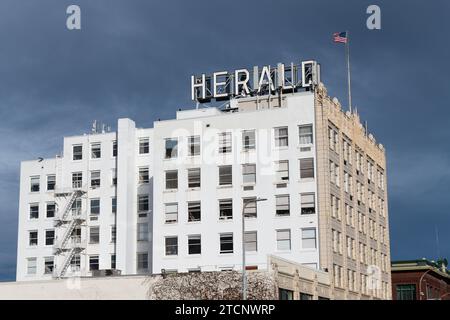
[[53, 189, 86, 278], [56, 247, 82, 278]]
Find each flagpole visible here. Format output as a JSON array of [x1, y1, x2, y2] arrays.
[[346, 30, 352, 113]]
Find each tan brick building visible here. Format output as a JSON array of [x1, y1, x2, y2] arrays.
[[314, 83, 391, 299]]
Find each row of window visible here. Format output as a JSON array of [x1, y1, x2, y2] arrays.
[[162, 125, 313, 160], [25, 253, 150, 276], [331, 229, 389, 270], [329, 126, 385, 190], [72, 138, 149, 161], [28, 223, 149, 249], [162, 194, 315, 224], [330, 194, 387, 230], [164, 158, 314, 190], [333, 264, 390, 298], [28, 196, 118, 220], [163, 228, 317, 256]]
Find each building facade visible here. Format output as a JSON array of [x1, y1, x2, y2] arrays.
[[391, 259, 450, 300], [16, 78, 391, 299]]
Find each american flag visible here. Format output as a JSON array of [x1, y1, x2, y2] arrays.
[[333, 31, 348, 44]]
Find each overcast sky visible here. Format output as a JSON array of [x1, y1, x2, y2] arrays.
[[0, 0, 449, 281]]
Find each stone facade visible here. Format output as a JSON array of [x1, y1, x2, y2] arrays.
[[314, 83, 391, 299]]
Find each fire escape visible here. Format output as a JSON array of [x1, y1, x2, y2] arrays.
[[53, 187, 87, 278]]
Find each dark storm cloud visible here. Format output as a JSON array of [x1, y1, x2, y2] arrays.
[[0, 0, 449, 280]]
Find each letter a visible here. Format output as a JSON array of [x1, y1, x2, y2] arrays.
[[366, 5, 381, 30], [66, 5, 81, 30]]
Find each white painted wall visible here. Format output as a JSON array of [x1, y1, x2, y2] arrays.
[[152, 92, 320, 273]]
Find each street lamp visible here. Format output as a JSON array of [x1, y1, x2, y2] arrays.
[[242, 197, 267, 300], [418, 269, 432, 300]]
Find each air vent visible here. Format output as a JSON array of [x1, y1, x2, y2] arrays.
[[276, 183, 287, 188], [300, 146, 311, 152], [243, 186, 254, 191]]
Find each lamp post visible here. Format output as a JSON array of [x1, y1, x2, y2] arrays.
[[418, 269, 432, 300], [242, 197, 267, 300]]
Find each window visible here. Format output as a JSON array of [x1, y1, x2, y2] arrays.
[[165, 170, 178, 189], [138, 167, 150, 184], [279, 288, 293, 300], [44, 257, 54, 275], [331, 195, 340, 220], [302, 228, 316, 249], [91, 143, 101, 159], [242, 164, 256, 184], [188, 235, 201, 255], [188, 168, 201, 188], [300, 293, 313, 300], [244, 231, 257, 252], [165, 203, 178, 224], [29, 231, 38, 246], [89, 227, 100, 244], [242, 130, 256, 151], [90, 170, 101, 188], [111, 254, 116, 269], [243, 198, 257, 218], [71, 227, 82, 246], [188, 136, 200, 156], [111, 169, 117, 186], [70, 254, 81, 272], [219, 199, 233, 220], [111, 226, 116, 242], [276, 195, 290, 216], [219, 165, 232, 186], [27, 258, 37, 275], [328, 127, 339, 151], [300, 158, 314, 179], [275, 160, 289, 182], [299, 124, 313, 144], [277, 229, 291, 251], [343, 138, 352, 164], [139, 138, 149, 154], [72, 198, 82, 216], [165, 237, 178, 255], [72, 172, 82, 189], [137, 253, 148, 270], [90, 198, 100, 215], [112, 141, 117, 157], [89, 255, 99, 271], [274, 127, 288, 147], [330, 161, 340, 186], [29, 204, 39, 219], [218, 132, 232, 153], [111, 197, 116, 214], [47, 175, 56, 191], [30, 176, 40, 192], [188, 202, 201, 222], [137, 223, 148, 241], [165, 138, 178, 159], [73, 145, 83, 160], [138, 195, 149, 216], [220, 233, 233, 254], [396, 284, 416, 300], [46, 202, 56, 218], [45, 230, 55, 246], [301, 193, 315, 215]]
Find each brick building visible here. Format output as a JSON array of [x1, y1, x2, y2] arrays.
[[391, 259, 450, 300]]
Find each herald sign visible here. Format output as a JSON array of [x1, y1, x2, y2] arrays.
[[191, 60, 320, 102]]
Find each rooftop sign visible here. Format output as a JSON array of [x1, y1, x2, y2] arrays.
[[191, 60, 320, 102]]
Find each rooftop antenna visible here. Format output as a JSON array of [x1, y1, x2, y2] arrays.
[[435, 225, 441, 260], [92, 120, 97, 133], [365, 121, 368, 137]]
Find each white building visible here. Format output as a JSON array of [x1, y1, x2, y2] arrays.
[[16, 70, 391, 299]]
